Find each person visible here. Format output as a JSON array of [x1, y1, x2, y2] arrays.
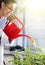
[[0, 0, 17, 44], [0, 0, 16, 65]]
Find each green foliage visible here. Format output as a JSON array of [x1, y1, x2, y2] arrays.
[[9, 47, 45, 65]]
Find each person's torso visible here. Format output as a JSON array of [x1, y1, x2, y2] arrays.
[[0, 17, 7, 29]]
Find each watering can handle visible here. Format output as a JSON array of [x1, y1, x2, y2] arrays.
[[14, 16, 24, 31], [5, 16, 24, 30]]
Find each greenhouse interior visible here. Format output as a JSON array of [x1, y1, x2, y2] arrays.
[[0, 0, 45, 65]]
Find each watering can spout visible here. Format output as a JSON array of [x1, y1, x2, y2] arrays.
[[11, 34, 35, 44]]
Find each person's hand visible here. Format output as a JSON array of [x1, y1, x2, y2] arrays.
[[5, 14, 15, 24], [7, 14, 15, 22]]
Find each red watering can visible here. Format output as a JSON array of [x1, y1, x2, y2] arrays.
[[3, 16, 35, 44]]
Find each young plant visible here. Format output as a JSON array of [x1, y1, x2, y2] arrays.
[[9, 47, 45, 65]]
